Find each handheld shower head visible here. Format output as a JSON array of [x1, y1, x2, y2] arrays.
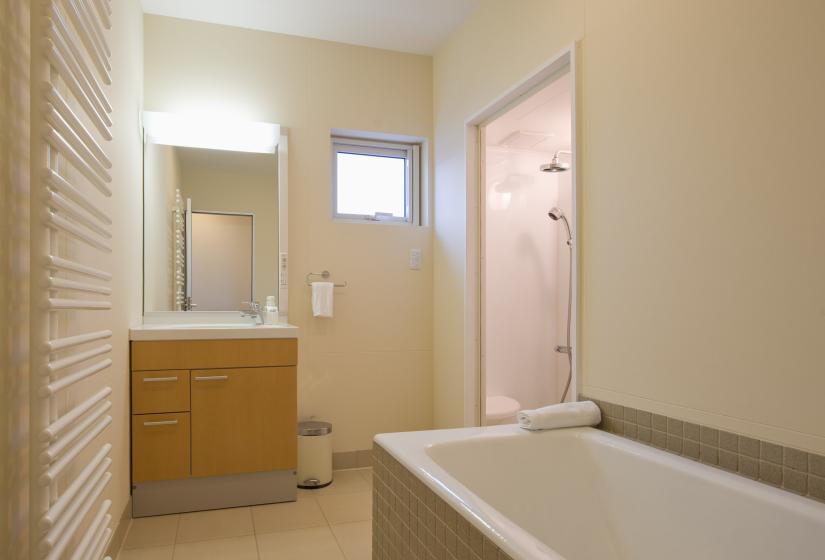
[[540, 150, 571, 173], [548, 207, 573, 245]]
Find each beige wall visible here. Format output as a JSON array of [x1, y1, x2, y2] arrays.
[[434, 0, 825, 454], [144, 15, 434, 452], [144, 143, 180, 310]]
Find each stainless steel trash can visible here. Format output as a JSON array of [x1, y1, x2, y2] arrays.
[[297, 421, 333, 489]]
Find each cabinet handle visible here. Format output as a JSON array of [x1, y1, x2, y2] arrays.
[[143, 420, 178, 427], [142, 376, 178, 383], [193, 375, 229, 382]]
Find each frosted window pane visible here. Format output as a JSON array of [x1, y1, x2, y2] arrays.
[[336, 152, 406, 217]]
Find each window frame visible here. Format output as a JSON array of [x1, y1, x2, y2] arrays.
[[331, 136, 420, 224]]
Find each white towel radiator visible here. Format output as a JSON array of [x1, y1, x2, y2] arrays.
[[33, 0, 116, 559]]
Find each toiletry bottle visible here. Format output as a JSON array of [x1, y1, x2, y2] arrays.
[[264, 296, 278, 325]]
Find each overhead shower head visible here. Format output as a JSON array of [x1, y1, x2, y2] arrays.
[[540, 150, 571, 173]]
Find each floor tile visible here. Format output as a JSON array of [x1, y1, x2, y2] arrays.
[[317, 491, 372, 524], [117, 545, 174, 560], [257, 526, 345, 560], [123, 515, 180, 549], [331, 521, 371, 560], [252, 495, 327, 534], [358, 470, 372, 488], [173, 535, 258, 560], [176, 507, 253, 543], [315, 470, 369, 496]]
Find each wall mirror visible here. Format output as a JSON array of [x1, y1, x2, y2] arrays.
[[142, 112, 288, 316]]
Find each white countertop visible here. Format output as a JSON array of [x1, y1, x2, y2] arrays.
[[130, 312, 299, 341]]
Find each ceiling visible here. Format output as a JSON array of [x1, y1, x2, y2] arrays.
[[486, 72, 572, 154], [141, 0, 480, 55]]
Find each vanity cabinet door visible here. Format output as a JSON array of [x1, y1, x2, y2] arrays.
[[190, 366, 297, 478]]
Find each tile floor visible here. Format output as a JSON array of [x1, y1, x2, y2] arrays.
[[117, 468, 372, 560]]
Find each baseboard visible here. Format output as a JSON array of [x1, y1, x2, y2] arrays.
[[132, 469, 296, 517], [105, 497, 131, 559], [332, 449, 372, 470]]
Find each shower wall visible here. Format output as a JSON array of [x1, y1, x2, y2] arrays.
[[484, 147, 563, 410]]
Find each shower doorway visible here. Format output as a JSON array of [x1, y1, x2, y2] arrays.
[[465, 47, 578, 427]]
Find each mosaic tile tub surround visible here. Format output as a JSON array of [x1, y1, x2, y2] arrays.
[[583, 396, 825, 503], [372, 443, 515, 560]]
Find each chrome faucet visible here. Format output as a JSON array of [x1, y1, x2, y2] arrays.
[[241, 301, 264, 324]]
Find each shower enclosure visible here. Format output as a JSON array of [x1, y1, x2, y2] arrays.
[[476, 62, 576, 425]]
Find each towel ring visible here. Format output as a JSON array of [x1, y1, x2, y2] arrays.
[[306, 270, 347, 288]]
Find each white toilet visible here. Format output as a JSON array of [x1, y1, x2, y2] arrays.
[[485, 395, 521, 425]]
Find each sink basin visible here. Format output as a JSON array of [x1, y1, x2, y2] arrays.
[[141, 322, 262, 329]]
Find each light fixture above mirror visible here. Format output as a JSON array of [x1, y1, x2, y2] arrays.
[[142, 111, 280, 154]]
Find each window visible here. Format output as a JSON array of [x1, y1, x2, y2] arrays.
[[332, 137, 420, 223]]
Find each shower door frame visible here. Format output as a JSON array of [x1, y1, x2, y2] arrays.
[[464, 44, 579, 427]]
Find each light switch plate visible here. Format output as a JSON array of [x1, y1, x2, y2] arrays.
[[409, 249, 422, 270], [279, 252, 288, 286]]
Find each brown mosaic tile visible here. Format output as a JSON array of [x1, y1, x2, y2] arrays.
[[719, 431, 738, 453], [784, 448, 808, 472], [810, 455, 825, 478], [636, 410, 652, 428], [810, 476, 825, 501], [684, 422, 700, 442], [652, 414, 668, 432], [759, 461, 783, 486], [783, 468, 808, 495], [718, 450, 738, 472], [651, 429, 667, 449], [666, 435, 683, 454], [583, 396, 825, 505], [761, 442, 783, 465], [637, 426, 652, 444], [667, 418, 684, 437], [700, 444, 719, 466], [739, 456, 759, 479], [700, 426, 719, 446], [683, 439, 700, 460], [738, 436, 760, 459]]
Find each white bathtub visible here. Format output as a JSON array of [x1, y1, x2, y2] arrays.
[[375, 425, 825, 560]]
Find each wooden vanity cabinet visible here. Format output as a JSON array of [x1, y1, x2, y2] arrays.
[[130, 338, 298, 487]]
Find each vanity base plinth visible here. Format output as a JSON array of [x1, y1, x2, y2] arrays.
[[132, 469, 297, 517]]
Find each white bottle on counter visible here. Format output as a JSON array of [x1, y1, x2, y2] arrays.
[[264, 295, 278, 325]]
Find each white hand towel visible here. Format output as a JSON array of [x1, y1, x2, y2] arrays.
[[311, 281, 334, 318], [517, 400, 601, 431]]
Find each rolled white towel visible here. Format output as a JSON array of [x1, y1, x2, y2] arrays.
[[517, 400, 601, 431]]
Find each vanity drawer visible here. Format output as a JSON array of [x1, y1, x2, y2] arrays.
[[132, 370, 190, 414], [132, 412, 190, 483], [131, 339, 298, 371]]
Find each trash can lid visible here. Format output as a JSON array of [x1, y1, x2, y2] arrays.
[[298, 421, 332, 436]]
